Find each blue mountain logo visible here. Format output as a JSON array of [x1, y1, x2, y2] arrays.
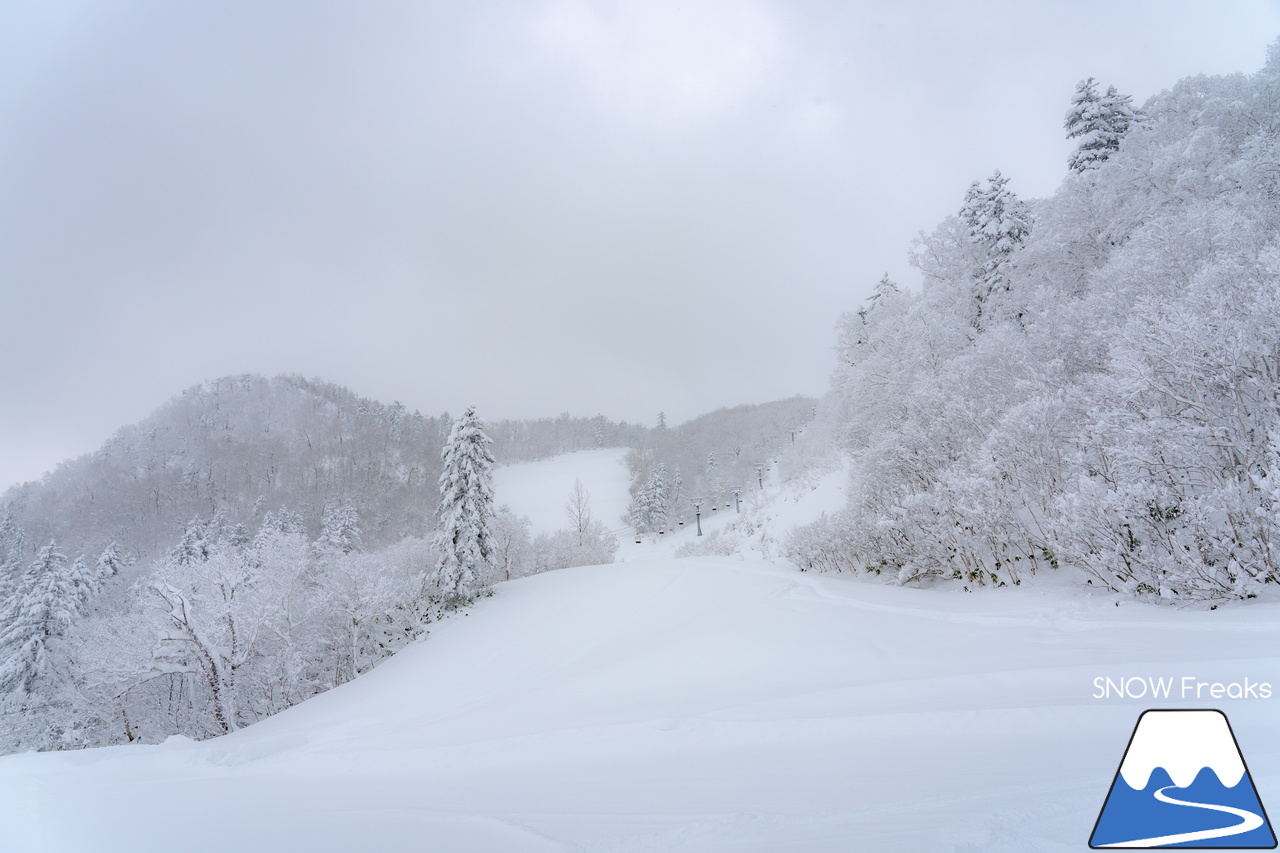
[[1090, 709, 1276, 848]]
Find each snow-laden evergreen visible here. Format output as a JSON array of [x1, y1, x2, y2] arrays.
[[1065, 77, 1140, 173], [791, 44, 1280, 603], [94, 542, 124, 583], [431, 405, 496, 605], [0, 542, 80, 696], [317, 501, 362, 555], [0, 508, 25, 601], [959, 169, 1033, 329]]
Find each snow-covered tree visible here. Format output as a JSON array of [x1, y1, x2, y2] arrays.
[[869, 273, 900, 305], [431, 405, 495, 605], [0, 541, 79, 696], [67, 556, 97, 608], [144, 522, 314, 735], [514, 479, 620, 572], [795, 48, 1280, 603], [169, 518, 211, 566], [1065, 77, 1139, 173], [317, 500, 362, 555], [0, 508, 25, 601], [490, 506, 535, 582], [531, 523, 619, 573], [565, 479, 593, 547], [960, 170, 1033, 329], [95, 542, 125, 584], [314, 543, 422, 685], [670, 468, 684, 515], [258, 508, 306, 539], [649, 464, 670, 531], [628, 464, 670, 535]]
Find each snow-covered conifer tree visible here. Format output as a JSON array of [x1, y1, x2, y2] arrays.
[[626, 464, 670, 534], [258, 508, 306, 538], [95, 542, 124, 583], [869, 273, 900, 306], [226, 523, 251, 550], [318, 501, 362, 554], [962, 170, 1032, 261], [67, 556, 97, 608], [170, 518, 210, 566], [431, 405, 495, 604], [0, 541, 79, 696], [0, 508, 25, 599], [627, 483, 653, 534], [1065, 77, 1139, 172], [646, 465, 669, 532], [960, 170, 1033, 328]]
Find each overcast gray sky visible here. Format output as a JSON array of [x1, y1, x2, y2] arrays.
[[2, 0, 1277, 491]]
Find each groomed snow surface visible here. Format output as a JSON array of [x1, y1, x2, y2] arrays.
[[3, 452, 1279, 852]]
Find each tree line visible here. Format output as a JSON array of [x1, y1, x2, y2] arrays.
[[787, 48, 1280, 604]]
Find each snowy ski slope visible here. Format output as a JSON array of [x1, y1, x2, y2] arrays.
[[2, 452, 1278, 852]]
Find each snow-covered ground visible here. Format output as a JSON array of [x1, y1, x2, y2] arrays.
[[3, 454, 1279, 852]]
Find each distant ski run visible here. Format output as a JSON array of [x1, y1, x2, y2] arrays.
[[1099, 784, 1264, 848]]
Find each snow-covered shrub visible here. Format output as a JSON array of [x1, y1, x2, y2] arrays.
[[531, 520, 619, 572]]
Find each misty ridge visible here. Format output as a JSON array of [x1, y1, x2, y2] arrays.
[[3, 44, 1280, 755], [0, 373, 810, 562]]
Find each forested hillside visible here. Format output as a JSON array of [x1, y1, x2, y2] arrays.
[[788, 48, 1280, 604], [0, 373, 808, 753], [0, 375, 626, 564], [622, 397, 816, 534]]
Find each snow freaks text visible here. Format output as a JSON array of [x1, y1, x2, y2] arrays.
[[1093, 677, 1273, 701]]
